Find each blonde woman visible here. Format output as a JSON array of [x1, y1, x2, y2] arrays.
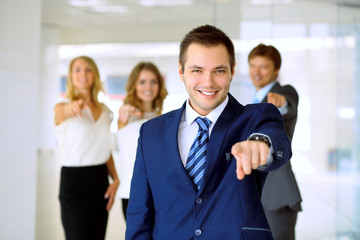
[[54, 56, 119, 239], [115, 62, 167, 221]]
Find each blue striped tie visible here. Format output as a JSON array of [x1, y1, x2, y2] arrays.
[[186, 117, 211, 190]]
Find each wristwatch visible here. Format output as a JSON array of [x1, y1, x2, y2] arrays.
[[247, 134, 271, 148]]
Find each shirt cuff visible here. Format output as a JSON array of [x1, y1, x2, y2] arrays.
[[278, 99, 288, 115]]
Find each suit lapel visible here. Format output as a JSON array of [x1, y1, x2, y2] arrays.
[[200, 94, 242, 195], [164, 103, 197, 192]]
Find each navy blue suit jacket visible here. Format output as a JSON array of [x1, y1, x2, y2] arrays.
[[126, 94, 292, 240]]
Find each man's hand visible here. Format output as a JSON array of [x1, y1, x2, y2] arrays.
[[267, 92, 285, 108], [231, 140, 269, 180]]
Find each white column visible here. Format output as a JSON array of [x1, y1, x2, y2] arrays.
[[0, 0, 41, 239], [39, 27, 61, 150], [353, 26, 360, 171]]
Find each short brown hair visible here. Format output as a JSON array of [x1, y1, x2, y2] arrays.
[[124, 62, 168, 115], [179, 24, 235, 73], [248, 43, 281, 71]]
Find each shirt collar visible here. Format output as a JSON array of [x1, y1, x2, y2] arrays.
[[185, 95, 229, 126], [255, 81, 277, 103]]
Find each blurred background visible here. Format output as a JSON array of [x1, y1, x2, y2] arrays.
[[1, 0, 360, 239]]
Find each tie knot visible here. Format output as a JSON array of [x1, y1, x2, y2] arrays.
[[195, 117, 211, 132]]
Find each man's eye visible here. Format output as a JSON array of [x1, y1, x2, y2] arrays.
[[192, 69, 201, 73], [216, 70, 225, 73]]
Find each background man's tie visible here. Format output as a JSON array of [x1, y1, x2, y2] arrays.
[[186, 117, 211, 190]]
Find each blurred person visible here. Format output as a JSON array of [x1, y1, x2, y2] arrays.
[[115, 62, 167, 221], [125, 25, 292, 240], [54, 56, 119, 240], [248, 43, 302, 240]]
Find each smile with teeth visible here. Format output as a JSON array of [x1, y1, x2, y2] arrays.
[[143, 91, 153, 96], [199, 90, 216, 96]]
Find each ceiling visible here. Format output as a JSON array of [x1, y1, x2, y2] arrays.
[[41, 0, 360, 44]]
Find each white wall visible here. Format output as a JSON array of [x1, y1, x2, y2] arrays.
[[39, 27, 61, 149], [0, 0, 41, 239]]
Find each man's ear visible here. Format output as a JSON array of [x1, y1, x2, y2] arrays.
[[178, 62, 184, 82], [274, 69, 280, 80], [230, 62, 236, 81]]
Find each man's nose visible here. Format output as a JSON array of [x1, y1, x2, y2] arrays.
[[253, 67, 261, 75], [202, 72, 215, 87]]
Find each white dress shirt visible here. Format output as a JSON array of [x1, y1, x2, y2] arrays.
[[178, 96, 273, 169], [178, 97, 228, 166]]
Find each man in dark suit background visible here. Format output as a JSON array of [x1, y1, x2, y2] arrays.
[[125, 25, 292, 240], [248, 43, 302, 240]]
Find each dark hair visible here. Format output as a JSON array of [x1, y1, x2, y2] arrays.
[[179, 24, 235, 73], [124, 62, 168, 115], [248, 43, 281, 71]]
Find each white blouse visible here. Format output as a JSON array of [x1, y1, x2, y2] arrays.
[[115, 111, 157, 199], [55, 104, 113, 167]]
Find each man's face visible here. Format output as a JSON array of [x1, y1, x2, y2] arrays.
[[179, 43, 235, 116], [249, 56, 279, 90]]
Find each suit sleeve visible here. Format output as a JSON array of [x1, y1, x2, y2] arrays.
[[125, 125, 154, 240], [252, 103, 292, 172], [279, 85, 299, 121]]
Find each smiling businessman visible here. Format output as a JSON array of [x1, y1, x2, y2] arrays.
[[125, 25, 292, 240]]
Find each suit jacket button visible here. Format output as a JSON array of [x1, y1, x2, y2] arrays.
[[196, 198, 203, 204], [195, 229, 202, 236]]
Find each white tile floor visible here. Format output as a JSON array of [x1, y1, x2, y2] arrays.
[[295, 172, 360, 240], [35, 150, 360, 240]]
